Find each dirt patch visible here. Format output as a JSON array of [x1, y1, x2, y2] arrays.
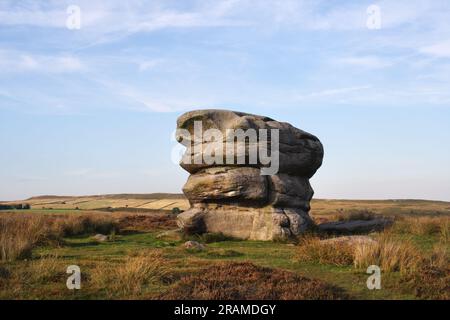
[[160, 261, 349, 300]]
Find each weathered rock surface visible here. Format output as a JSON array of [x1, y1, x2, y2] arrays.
[[176, 109, 323, 240], [183, 241, 206, 251], [177, 110, 323, 178], [183, 167, 268, 204], [269, 174, 313, 210], [92, 234, 108, 242]]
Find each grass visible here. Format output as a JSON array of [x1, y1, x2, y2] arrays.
[[352, 234, 423, 274], [293, 230, 449, 299], [0, 215, 47, 261], [89, 250, 168, 298], [392, 216, 449, 240], [296, 236, 355, 266], [0, 213, 118, 262], [0, 202, 449, 300]]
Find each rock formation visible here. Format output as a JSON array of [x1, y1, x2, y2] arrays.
[[176, 109, 324, 240]]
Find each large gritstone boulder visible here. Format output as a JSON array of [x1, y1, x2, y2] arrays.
[[175, 109, 324, 240]]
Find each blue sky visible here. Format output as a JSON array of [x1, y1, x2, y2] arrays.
[[1, 0, 450, 201]]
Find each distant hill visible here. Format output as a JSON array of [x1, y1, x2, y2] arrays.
[[27, 193, 185, 201], [1, 194, 449, 217]]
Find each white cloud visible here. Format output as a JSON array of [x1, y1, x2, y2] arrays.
[[119, 88, 201, 113], [138, 59, 163, 72], [92, 78, 201, 113], [0, 50, 86, 73], [0, 0, 250, 50], [420, 41, 450, 58], [294, 85, 372, 100], [0, 9, 64, 28], [336, 56, 392, 69], [0, 0, 448, 50]]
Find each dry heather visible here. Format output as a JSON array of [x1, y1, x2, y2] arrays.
[[335, 210, 377, 221], [405, 244, 450, 300], [0, 213, 118, 261], [89, 250, 168, 298], [160, 262, 349, 300]]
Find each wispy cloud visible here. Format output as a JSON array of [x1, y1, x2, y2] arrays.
[[0, 50, 86, 73], [294, 85, 372, 101], [138, 59, 164, 72], [335, 56, 392, 69], [92, 78, 205, 113], [1, 0, 450, 114], [420, 41, 450, 58]]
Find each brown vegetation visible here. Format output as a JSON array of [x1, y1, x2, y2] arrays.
[[335, 210, 378, 221], [296, 233, 447, 274], [392, 216, 449, 241], [117, 214, 177, 232], [296, 236, 354, 266], [0, 213, 118, 261], [89, 250, 168, 298], [295, 227, 449, 299], [0, 215, 53, 261], [160, 261, 349, 300], [352, 234, 422, 274]]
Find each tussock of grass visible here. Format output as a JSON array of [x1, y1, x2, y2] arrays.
[[57, 215, 117, 237], [0, 215, 47, 261], [392, 216, 449, 239], [296, 237, 354, 266], [89, 250, 168, 298], [0, 214, 119, 261], [438, 219, 449, 243], [296, 234, 423, 274], [27, 255, 63, 283], [295, 229, 449, 299], [353, 234, 422, 274], [0, 255, 67, 296]]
